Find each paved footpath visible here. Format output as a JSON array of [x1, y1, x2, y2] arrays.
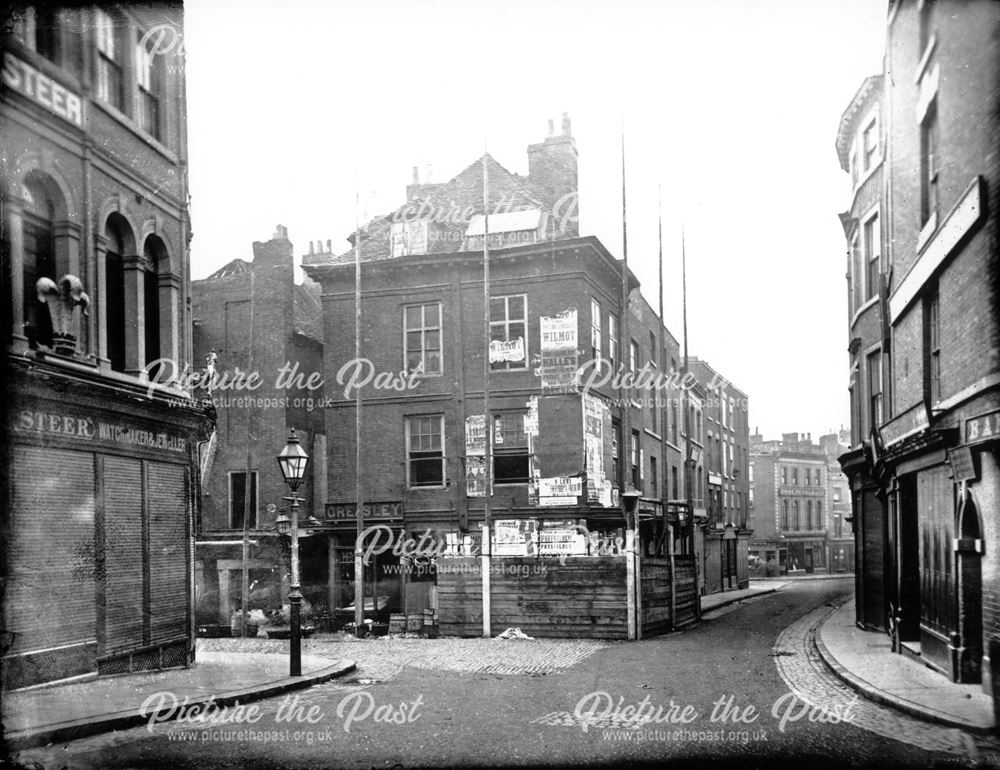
[[773, 598, 1000, 761]]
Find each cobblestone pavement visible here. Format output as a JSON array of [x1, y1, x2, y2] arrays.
[[772, 600, 1000, 762], [198, 634, 609, 682]]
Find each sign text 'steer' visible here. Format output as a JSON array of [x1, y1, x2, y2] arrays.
[[3, 52, 83, 127], [13, 409, 187, 452]]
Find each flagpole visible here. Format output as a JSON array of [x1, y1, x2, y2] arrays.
[[354, 171, 365, 634], [240, 269, 255, 637], [481, 146, 492, 638], [681, 224, 699, 619]]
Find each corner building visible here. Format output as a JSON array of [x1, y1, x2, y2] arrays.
[[837, 0, 1000, 694], [2, 4, 207, 688], [303, 120, 717, 636]]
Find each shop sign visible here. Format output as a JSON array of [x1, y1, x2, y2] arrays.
[[13, 407, 187, 453], [880, 402, 929, 448], [965, 409, 1000, 446], [2, 52, 83, 127], [947, 447, 977, 482], [326, 501, 402, 521]]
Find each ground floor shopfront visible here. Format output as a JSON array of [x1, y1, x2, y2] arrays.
[[3, 360, 208, 690], [844, 404, 1000, 695]]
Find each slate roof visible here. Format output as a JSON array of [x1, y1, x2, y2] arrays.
[[322, 153, 560, 266], [292, 278, 323, 342]]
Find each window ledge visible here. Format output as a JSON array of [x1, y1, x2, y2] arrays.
[[91, 98, 178, 164], [849, 294, 880, 328]]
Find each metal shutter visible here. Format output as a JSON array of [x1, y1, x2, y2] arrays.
[[147, 462, 189, 644], [103, 456, 144, 653]]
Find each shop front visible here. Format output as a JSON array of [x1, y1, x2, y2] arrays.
[[4, 361, 208, 689]]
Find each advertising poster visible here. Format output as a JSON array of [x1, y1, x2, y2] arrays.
[[539, 308, 578, 395]]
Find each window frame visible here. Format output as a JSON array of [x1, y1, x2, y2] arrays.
[[403, 301, 443, 376], [95, 8, 125, 112], [135, 26, 165, 141], [405, 414, 446, 489], [489, 293, 528, 372], [608, 313, 618, 369], [863, 209, 880, 302], [920, 99, 939, 229], [492, 411, 530, 485], [630, 430, 640, 490]]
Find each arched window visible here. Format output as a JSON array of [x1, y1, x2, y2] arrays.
[[781, 500, 789, 530], [816, 502, 822, 529], [143, 235, 168, 378], [22, 173, 57, 347], [104, 214, 131, 372], [793, 500, 800, 530], [806, 501, 813, 530]]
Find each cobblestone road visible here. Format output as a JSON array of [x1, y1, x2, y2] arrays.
[[772, 599, 1000, 762]]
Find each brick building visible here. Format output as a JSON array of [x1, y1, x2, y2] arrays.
[[688, 358, 751, 593], [837, 0, 1000, 693], [2, 4, 208, 688], [302, 119, 734, 633], [190, 226, 327, 630], [749, 432, 848, 576]]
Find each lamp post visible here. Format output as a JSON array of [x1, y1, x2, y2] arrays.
[[621, 485, 641, 640], [276, 429, 309, 677]]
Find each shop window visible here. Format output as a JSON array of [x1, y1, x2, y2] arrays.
[[21, 175, 57, 348], [489, 294, 527, 371], [493, 412, 529, 484], [136, 27, 165, 141], [407, 415, 445, 487], [229, 471, 258, 530], [95, 9, 124, 111], [403, 302, 442, 375]]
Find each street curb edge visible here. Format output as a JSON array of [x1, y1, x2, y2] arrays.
[[4, 659, 357, 751]]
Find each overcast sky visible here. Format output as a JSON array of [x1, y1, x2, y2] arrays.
[[184, 0, 887, 442]]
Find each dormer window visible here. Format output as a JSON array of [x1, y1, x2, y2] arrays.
[[466, 209, 542, 250], [391, 219, 429, 257]]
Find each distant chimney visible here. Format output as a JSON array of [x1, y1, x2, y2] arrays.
[[548, 118, 555, 136], [273, 224, 288, 240], [412, 166, 419, 184], [561, 112, 572, 136], [326, 239, 332, 252], [308, 241, 314, 255]]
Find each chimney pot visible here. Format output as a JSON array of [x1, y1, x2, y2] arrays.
[[561, 112, 571, 136], [326, 239, 332, 252], [412, 166, 419, 184], [548, 118, 554, 136], [308, 241, 314, 255]]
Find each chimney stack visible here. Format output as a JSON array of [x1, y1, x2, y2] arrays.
[[548, 118, 555, 136], [561, 111, 572, 136], [412, 166, 419, 184], [527, 114, 579, 237]]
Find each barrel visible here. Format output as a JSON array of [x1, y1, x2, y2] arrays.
[[406, 613, 423, 633], [389, 613, 406, 635]]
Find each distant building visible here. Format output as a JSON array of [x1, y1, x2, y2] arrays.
[[837, 0, 1000, 691], [2, 4, 208, 689], [689, 359, 751, 593], [749, 432, 850, 576], [191, 227, 327, 629]]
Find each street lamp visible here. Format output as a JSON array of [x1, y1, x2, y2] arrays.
[[620, 486, 641, 529], [276, 428, 309, 677]]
